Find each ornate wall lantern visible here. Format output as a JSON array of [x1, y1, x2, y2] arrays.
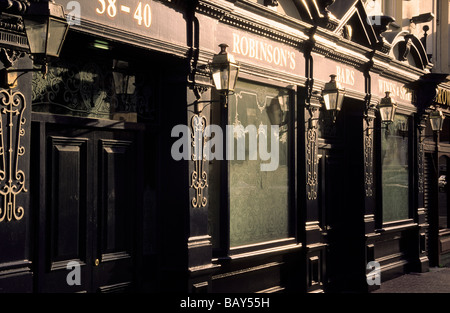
[[429, 109, 445, 132], [210, 44, 240, 94], [322, 74, 345, 122], [378, 91, 397, 125], [23, 0, 69, 65], [0, 0, 69, 88]]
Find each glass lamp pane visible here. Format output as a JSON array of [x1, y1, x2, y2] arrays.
[[323, 92, 337, 111], [430, 119, 440, 131], [228, 64, 239, 92], [379, 106, 392, 123], [113, 71, 125, 94], [430, 116, 444, 131], [24, 19, 48, 54], [126, 75, 136, 94], [220, 66, 229, 91], [429, 111, 445, 131], [211, 66, 223, 91], [336, 92, 345, 111], [47, 18, 69, 57]]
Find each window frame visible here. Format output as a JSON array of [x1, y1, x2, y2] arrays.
[[376, 113, 415, 229], [209, 76, 298, 258]]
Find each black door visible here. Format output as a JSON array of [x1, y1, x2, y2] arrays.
[[318, 147, 344, 292], [32, 119, 140, 292]]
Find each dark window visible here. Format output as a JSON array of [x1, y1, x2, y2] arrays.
[[381, 115, 410, 222], [209, 80, 292, 249]]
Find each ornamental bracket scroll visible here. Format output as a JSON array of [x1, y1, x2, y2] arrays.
[[364, 96, 376, 198], [0, 88, 27, 223], [190, 113, 208, 208], [306, 99, 321, 201]]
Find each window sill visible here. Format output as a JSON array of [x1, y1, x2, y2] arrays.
[[376, 219, 418, 233], [213, 238, 301, 262], [439, 229, 450, 236]]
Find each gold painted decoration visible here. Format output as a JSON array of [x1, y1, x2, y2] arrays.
[[306, 127, 318, 200], [0, 89, 27, 222], [190, 114, 208, 208]]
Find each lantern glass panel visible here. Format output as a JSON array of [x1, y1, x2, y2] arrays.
[[228, 63, 239, 92], [379, 105, 396, 124], [211, 64, 225, 91], [47, 18, 69, 57], [336, 91, 345, 111], [323, 92, 337, 111], [430, 112, 445, 132], [24, 18, 48, 55]]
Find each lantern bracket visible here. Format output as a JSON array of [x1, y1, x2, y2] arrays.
[[0, 62, 47, 89], [0, 48, 47, 89]]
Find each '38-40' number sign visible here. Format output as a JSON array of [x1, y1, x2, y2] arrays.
[[95, 0, 152, 28]]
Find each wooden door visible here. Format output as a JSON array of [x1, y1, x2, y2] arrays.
[[318, 147, 344, 292], [32, 119, 139, 292]]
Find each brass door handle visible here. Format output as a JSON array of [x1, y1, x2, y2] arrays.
[[94, 259, 100, 266]]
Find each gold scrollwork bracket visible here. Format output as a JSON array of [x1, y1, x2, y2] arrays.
[[190, 114, 208, 208], [0, 88, 27, 223]]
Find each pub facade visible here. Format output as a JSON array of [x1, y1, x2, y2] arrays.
[[0, 0, 448, 293]]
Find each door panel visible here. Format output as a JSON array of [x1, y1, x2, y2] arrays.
[[94, 136, 136, 292], [319, 148, 344, 291], [100, 139, 133, 255], [49, 137, 88, 267], [34, 122, 139, 293], [37, 135, 91, 292]]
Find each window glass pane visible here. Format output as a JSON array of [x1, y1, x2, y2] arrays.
[[382, 115, 409, 222], [439, 156, 448, 229], [32, 57, 155, 122], [228, 80, 290, 246]]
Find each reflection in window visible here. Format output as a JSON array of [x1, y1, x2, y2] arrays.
[[381, 115, 410, 222], [208, 80, 291, 248], [31, 58, 155, 122], [228, 81, 290, 247], [439, 156, 448, 229]]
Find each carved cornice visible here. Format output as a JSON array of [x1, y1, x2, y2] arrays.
[[197, 0, 307, 49], [196, 0, 428, 84], [0, 0, 29, 16], [0, 13, 28, 51], [196, 0, 381, 72]]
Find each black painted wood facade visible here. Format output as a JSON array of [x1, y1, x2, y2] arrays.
[[0, 0, 449, 293]]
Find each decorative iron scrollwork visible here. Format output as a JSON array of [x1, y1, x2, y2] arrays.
[[417, 125, 425, 193], [306, 101, 320, 201], [0, 89, 27, 222], [190, 114, 208, 208], [364, 131, 374, 197], [306, 125, 319, 200]]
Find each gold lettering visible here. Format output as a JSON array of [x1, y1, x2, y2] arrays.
[[289, 52, 296, 70], [273, 47, 281, 65], [260, 42, 267, 62], [233, 33, 240, 54], [249, 38, 256, 58], [267, 44, 273, 63], [436, 89, 450, 106], [378, 79, 412, 101], [336, 66, 342, 83], [230, 33, 296, 70], [240, 36, 248, 56], [280, 48, 288, 68], [335, 65, 355, 86]]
